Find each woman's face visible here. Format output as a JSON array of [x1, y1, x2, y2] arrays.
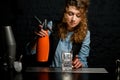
[[64, 6, 82, 30]]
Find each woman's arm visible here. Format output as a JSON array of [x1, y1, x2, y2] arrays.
[[78, 30, 90, 67], [26, 25, 48, 55], [72, 30, 90, 68]]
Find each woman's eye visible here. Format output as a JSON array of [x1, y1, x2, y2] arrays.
[[66, 12, 81, 18], [68, 12, 74, 16], [76, 14, 81, 18]]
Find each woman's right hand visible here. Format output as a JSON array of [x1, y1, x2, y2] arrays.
[[35, 25, 48, 37]]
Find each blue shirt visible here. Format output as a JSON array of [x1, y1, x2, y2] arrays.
[[26, 30, 90, 68], [50, 31, 90, 68]]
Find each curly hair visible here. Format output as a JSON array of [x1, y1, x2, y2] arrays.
[[57, 0, 89, 43]]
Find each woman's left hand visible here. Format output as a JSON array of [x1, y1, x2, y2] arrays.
[[72, 55, 83, 69]]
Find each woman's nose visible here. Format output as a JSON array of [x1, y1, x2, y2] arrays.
[[72, 15, 76, 21]]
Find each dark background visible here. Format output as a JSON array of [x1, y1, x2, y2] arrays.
[[0, 0, 120, 73]]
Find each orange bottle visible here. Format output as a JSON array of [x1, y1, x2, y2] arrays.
[[36, 30, 49, 62]]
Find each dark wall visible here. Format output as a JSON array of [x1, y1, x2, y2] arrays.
[[0, 0, 120, 72], [88, 0, 120, 69]]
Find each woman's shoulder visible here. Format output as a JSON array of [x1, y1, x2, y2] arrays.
[[87, 30, 90, 35]]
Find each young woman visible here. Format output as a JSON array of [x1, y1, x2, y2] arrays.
[[26, 0, 90, 69]]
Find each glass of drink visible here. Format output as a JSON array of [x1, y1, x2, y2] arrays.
[[62, 51, 73, 71]]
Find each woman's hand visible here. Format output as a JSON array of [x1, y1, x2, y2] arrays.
[[72, 55, 83, 69], [35, 25, 48, 37]]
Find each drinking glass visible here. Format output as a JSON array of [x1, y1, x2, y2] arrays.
[[62, 51, 73, 71]]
